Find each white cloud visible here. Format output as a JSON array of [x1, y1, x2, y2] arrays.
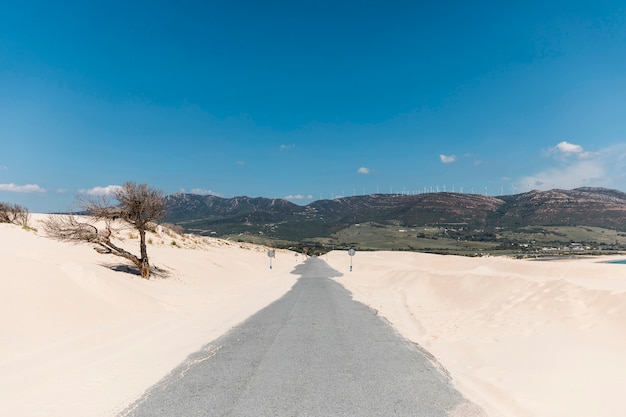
[[518, 160, 605, 191], [190, 188, 221, 196], [439, 154, 457, 164], [549, 141, 594, 159], [0, 183, 46, 193], [555, 141, 583, 154], [236, 160, 245, 166], [80, 185, 122, 196], [0, 165, 7, 171], [284, 194, 313, 200], [357, 167, 371, 174], [518, 144, 626, 192], [280, 144, 295, 150]]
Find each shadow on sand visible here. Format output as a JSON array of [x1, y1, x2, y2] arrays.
[[99, 262, 171, 279]]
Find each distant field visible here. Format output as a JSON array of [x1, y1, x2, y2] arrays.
[[328, 222, 497, 255], [498, 225, 626, 245], [224, 222, 626, 257]]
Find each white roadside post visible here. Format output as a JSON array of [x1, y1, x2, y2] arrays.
[[348, 248, 356, 272], [268, 249, 275, 269]]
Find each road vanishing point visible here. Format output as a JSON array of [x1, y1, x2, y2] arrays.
[[120, 258, 484, 417]]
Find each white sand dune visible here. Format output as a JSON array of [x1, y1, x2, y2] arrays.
[[3, 216, 626, 417], [326, 250, 626, 417], [0, 215, 298, 417]]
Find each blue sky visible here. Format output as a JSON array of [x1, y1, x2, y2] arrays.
[[2, 1, 626, 212]]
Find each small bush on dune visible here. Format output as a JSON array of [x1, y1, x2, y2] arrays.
[[162, 223, 184, 235], [0, 202, 30, 226]]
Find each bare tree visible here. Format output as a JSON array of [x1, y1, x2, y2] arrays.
[[0, 202, 30, 226], [44, 182, 166, 279]]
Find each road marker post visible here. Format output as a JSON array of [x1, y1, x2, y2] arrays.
[[348, 248, 356, 272]]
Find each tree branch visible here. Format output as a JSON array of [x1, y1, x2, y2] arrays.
[[44, 182, 166, 279]]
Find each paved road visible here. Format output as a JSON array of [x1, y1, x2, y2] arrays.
[[120, 258, 481, 416]]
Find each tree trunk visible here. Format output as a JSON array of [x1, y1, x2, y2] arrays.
[[94, 234, 149, 279], [139, 228, 150, 279], [141, 257, 150, 280]]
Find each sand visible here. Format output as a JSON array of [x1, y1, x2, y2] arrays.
[[0, 215, 299, 416], [325, 250, 626, 417], [3, 215, 626, 417]]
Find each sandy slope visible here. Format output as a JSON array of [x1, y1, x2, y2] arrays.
[[0, 215, 298, 417], [4, 214, 626, 417], [326, 250, 626, 417]]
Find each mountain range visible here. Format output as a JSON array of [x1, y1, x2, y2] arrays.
[[164, 187, 626, 255]]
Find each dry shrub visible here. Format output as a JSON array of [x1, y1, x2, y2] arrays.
[[0, 202, 30, 226], [162, 223, 184, 235]]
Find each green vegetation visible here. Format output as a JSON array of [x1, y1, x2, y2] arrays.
[[22, 224, 37, 233], [222, 222, 626, 257]]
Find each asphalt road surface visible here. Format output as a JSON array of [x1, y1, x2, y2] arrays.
[[120, 258, 482, 417]]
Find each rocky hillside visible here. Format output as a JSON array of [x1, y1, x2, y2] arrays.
[[164, 188, 626, 245], [496, 187, 626, 229]]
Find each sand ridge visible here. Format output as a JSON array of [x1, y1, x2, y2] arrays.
[[0, 215, 299, 416], [3, 215, 626, 416], [326, 250, 626, 417]]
